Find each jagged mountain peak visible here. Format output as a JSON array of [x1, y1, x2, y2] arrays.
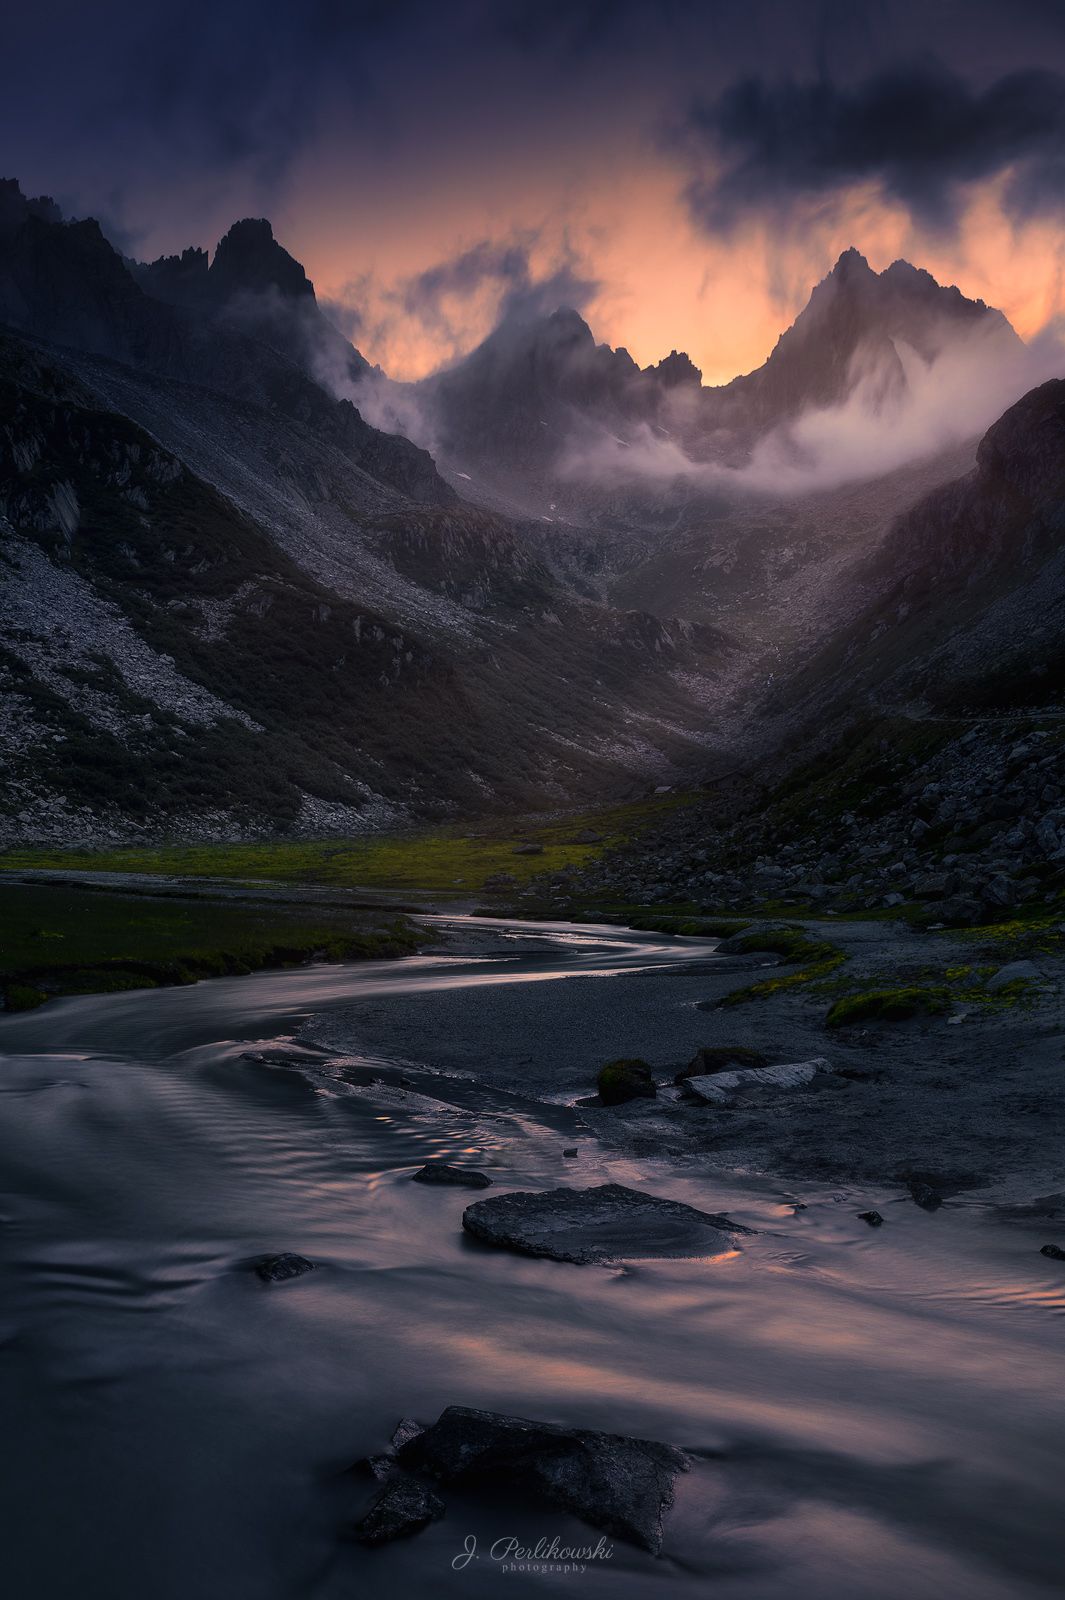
[[647, 349, 702, 387], [209, 216, 314, 301], [0, 177, 63, 238]]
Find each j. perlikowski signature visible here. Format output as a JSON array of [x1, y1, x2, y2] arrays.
[[452, 1533, 615, 1574]]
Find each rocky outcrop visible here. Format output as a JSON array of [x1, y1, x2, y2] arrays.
[[397, 1405, 689, 1552]]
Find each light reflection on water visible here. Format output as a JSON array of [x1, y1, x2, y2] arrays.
[[0, 918, 1060, 1600]]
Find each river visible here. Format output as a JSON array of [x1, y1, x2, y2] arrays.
[[0, 916, 1060, 1599]]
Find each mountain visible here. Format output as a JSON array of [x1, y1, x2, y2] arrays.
[[135, 216, 372, 391], [783, 377, 1065, 715], [0, 185, 443, 507], [709, 248, 1023, 442], [0, 184, 737, 842], [416, 249, 1023, 513]]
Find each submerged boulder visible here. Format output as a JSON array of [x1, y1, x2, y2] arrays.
[[354, 1474, 445, 1545], [462, 1182, 747, 1264], [253, 1252, 317, 1283], [411, 1163, 492, 1188], [597, 1059, 657, 1105], [399, 1405, 688, 1552]]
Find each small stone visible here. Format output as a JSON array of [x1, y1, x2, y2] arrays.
[[512, 843, 544, 855], [253, 1252, 317, 1283], [411, 1163, 492, 1188], [908, 1182, 942, 1212], [858, 1210, 884, 1227], [562, 1147, 579, 1158], [1040, 1244, 1065, 1261]]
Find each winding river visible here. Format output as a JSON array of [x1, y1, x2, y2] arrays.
[[0, 917, 1061, 1599]]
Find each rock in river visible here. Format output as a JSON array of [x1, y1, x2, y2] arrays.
[[354, 1474, 445, 1545], [253, 1252, 317, 1283], [411, 1163, 492, 1188], [1040, 1244, 1065, 1261], [399, 1405, 688, 1552], [462, 1182, 748, 1264]]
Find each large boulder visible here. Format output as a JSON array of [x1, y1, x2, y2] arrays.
[[399, 1405, 688, 1552], [596, 1059, 656, 1105], [461, 1182, 748, 1264]]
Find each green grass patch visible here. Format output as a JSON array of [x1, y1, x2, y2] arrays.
[[0, 882, 422, 1010], [825, 987, 951, 1028], [717, 927, 846, 1006], [0, 797, 683, 898], [622, 913, 752, 937]]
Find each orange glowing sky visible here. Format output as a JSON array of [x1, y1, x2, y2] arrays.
[[10, 0, 1065, 388], [280, 163, 1065, 385]]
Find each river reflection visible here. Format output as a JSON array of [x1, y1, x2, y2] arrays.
[[0, 919, 1060, 1600]]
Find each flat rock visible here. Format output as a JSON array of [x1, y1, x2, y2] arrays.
[[253, 1252, 317, 1283], [1040, 1244, 1065, 1261], [399, 1405, 687, 1552], [354, 1474, 445, 1545], [685, 1059, 830, 1104], [462, 1182, 747, 1264], [411, 1163, 492, 1188]]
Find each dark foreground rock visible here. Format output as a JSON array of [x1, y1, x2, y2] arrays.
[[1040, 1244, 1065, 1261], [253, 1252, 317, 1283], [858, 1210, 884, 1227], [354, 1474, 445, 1545], [462, 1182, 748, 1264], [411, 1163, 492, 1188], [399, 1405, 688, 1552]]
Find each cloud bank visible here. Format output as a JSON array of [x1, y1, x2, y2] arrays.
[[680, 60, 1065, 233]]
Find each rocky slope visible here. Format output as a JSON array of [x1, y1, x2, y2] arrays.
[[0, 297, 733, 841], [534, 385, 1065, 925]]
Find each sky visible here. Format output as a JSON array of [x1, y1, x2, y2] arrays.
[[6, 0, 1065, 382]]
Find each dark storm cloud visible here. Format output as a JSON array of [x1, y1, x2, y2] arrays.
[[680, 59, 1065, 232], [396, 238, 599, 335]]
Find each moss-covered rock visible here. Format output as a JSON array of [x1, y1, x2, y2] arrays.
[[825, 987, 950, 1028], [597, 1058, 657, 1105]]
